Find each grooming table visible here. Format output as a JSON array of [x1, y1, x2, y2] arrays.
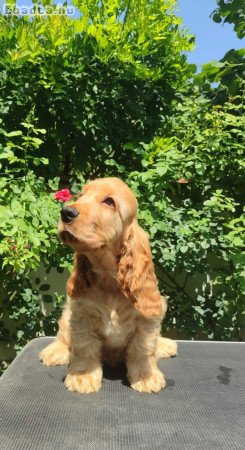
[[0, 338, 244, 449]]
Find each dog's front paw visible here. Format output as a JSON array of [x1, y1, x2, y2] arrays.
[[65, 367, 102, 394], [130, 369, 166, 393], [39, 341, 70, 366]]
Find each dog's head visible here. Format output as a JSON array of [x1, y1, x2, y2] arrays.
[[58, 177, 138, 253], [60, 177, 164, 317]]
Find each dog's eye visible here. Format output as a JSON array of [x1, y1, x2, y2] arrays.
[[102, 197, 115, 207]]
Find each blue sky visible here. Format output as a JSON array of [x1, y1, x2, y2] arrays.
[[177, 0, 244, 66]]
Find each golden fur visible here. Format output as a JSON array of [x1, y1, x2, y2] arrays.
[[40, 177, 177, 393]]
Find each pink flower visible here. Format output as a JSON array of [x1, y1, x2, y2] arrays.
[[55, 188, 72, 202]]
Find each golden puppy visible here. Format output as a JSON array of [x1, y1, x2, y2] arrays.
[[40, 177, 177, 393]]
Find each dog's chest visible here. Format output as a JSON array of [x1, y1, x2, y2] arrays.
[[100, 294, 136, 347]]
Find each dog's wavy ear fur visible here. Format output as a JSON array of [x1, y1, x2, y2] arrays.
[[66, 254, 91, 299], [117, 220, 165, 318]]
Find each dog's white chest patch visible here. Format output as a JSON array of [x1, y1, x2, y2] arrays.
[[104, 310, 123, 344], [105, 309, 120, 336], [101, 298, 135, 347]]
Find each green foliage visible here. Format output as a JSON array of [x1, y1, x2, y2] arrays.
[[194, 49, 244, 103], [0, 0, 193, 179], [105, 91, 245, 340], [196, 1, 245, 103], [211, 0, 245, 39], [0, 120, 72, 356], [0, 173, 58, 271]]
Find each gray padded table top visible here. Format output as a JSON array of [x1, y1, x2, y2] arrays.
[[0, 338, 244, 450]]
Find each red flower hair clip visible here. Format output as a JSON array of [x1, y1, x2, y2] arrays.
[[55, 188, 72, 203]]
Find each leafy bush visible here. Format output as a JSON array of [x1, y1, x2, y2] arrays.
[[105, 90, 245, 340], [0, 0, 193, 179], [0, 116, 59, 270], [0, 119, 72, 356]]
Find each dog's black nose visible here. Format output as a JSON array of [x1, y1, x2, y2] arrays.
[[61, 206, 79, 223]]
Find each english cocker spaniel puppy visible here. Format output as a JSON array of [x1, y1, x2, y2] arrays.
[[40, 177, 177, 393]]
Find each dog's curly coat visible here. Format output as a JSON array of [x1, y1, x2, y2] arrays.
[[40, 177, 177, 393]]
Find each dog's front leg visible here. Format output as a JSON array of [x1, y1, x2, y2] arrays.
[[126, 317, 166, 393], [64, 314, 103, 394]]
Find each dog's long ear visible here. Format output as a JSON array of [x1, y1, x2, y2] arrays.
[[117, 220, 165, 317], [66, 254, 91, 299]]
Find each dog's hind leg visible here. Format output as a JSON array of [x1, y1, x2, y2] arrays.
[[154, 337, 177, 361]]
